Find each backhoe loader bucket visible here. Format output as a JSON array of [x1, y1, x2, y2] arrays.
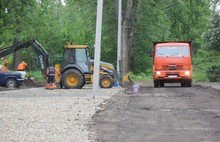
[[120, 72, 140, 94], [113, 71, 135, 90], [121, 72, 134, 88]]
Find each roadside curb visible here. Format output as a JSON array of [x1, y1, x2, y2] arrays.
[[193, 82, 220, 91]]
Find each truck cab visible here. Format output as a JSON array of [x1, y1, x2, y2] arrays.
[[152, 41, 192, 87]]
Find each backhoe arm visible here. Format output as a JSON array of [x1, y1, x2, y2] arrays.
[[29, 40, 49, 75], [0, 39, 49, 75], [0, 41, 30, 59]]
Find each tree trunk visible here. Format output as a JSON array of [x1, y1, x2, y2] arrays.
[[121, 19, 129, 74], [121, 0, 141, 74], [12, 38, 21, 70]]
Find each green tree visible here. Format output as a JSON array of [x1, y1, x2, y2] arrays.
[[166, 0, 211, 49], [0, 0, 213, 75], [0, 0, 36, 69], [205, 13, 220, 51]]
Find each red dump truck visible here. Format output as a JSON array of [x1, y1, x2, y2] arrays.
[[152, 41, 192, 87]]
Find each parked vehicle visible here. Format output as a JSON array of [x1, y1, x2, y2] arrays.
[[151, 41, 192, 87], [0, 70, 26, 88]]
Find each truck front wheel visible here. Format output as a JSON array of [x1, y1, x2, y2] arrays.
[[62, 69, 85, 89], [186, 81, 192, 87], [154, 80, 159, 88], [160, 82, 164, 87]]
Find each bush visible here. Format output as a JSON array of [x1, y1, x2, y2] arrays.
[[27, 71, 46, 82], [206, 65, 220, 82], [193, 49, 220, 81], [193, 70, 208, 81]]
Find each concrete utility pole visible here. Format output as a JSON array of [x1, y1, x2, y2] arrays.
[[93, 0, 103, 92], [117, 0, 122, 76]]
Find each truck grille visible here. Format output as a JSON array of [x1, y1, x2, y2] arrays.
[[162, 65, 169, 69], [176, 65, 183, 70], [162, 64, 183, 70]]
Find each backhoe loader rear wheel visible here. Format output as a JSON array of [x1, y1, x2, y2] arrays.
[[62, 69, 85, 89], [99, 74, 114, 88]]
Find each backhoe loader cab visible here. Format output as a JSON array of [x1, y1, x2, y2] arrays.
[[60, 43, 116, 89], [62, 44, 91, 74]]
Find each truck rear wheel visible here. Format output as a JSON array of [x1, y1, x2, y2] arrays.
[[99, 74, 114, 88], [62, 69, 85, 89]]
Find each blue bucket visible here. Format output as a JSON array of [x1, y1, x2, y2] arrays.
[[114, 81, 119, 87]]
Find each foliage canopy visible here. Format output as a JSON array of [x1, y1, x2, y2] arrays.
[[0, 0, 216, 77]]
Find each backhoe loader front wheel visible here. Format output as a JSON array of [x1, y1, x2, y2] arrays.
[[99, 74, 114, 88], [62, 69, 85, 89]]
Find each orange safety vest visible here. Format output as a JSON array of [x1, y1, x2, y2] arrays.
[[1, 65, 8, 71], [17, 62, 27, 71]]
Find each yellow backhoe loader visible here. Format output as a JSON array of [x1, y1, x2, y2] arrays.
[[55, 42, 125, 89]]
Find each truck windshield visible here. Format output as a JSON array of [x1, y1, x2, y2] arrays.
[[156, 46, 189, 56]]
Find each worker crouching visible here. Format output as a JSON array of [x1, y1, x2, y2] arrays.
[[45, 65, 60, 90], [17, 61, 28, 71]]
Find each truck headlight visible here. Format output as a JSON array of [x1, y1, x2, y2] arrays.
[[185, 71, 190, 75], [156, 71, 161, 75]]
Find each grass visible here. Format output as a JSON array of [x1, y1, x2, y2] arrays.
[[193, 70, 208, 82], [129, 71, 153, 81], [26, 71, 46, 82]]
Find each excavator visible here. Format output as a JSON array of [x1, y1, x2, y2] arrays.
[[0, 39, 128, 89]]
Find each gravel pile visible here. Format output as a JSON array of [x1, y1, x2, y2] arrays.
[[0, 87, 121, 142]]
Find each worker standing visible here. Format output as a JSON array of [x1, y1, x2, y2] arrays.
[[17, 61, 28, 71], [45, 64, 59, 90], [1, 61, 9, 71]]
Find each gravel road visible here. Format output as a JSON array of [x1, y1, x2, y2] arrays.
[[0, 87, 121, 142]]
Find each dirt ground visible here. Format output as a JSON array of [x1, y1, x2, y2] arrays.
[[89, 81, 220, 142]]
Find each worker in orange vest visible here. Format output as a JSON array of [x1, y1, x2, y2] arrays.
[[1, 61, 9, 71], [17, 61, 28, 71]]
